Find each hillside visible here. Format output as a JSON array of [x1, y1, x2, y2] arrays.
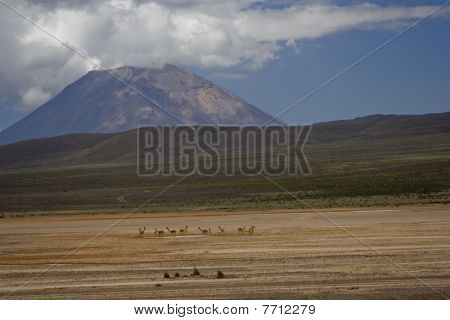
[[0, 112, 449, 170], [309, 112, 450, 142], [0, 111, 449, 215]]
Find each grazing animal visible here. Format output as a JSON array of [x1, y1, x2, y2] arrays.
[[166, 227, 177, 236], [208, 228, 212, 235], [179, 226, 188, 235], [198, 227, 209, 235], [248, 225, 256, 235], [237, 226, 246, 234], [154, 228, 165, 237], [138, 227, 146, 236], [218, 226, 225, 233]]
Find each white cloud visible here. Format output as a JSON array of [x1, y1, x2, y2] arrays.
[[235, 4, 440, 42], [0, 0, 447, 112], [19, 86, 52, 111]]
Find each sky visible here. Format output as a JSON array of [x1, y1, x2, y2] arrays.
[[0, 0, 449, 129]]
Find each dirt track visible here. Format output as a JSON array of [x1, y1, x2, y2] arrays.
[[1, 206, 449, 299]]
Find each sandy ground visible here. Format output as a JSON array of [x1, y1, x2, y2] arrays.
[[0, 206, 449, 299]]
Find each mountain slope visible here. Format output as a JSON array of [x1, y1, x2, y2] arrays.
[[0, 65, 282, 145], [0, 112, 449, 170], [309, 112, 450, 143]]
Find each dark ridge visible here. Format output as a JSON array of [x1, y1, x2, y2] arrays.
[[0, 111, 449, 170]]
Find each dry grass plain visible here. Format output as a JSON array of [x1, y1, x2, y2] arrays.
[[1, 206, 449, 299]]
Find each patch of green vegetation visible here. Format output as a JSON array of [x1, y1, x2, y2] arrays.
[[0, 133, 449, 215]]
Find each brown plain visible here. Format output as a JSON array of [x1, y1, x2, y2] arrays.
[[0, 206, 449, 299]]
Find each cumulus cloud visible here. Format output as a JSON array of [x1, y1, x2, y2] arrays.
[[0, 0, 447, 111]]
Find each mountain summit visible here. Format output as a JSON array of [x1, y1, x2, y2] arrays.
[[0, 65, 282, 145]]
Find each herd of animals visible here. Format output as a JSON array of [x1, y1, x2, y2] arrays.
[[137, 225, 256, 237]]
